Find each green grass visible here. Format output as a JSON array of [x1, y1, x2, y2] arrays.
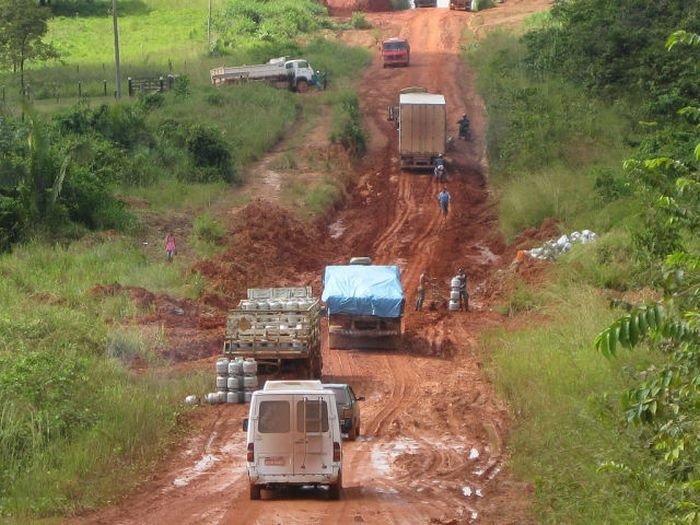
[[45, 0, 226, 66], [483, 280, 670, 524], [3, 365, 210, 519], [0, 239, 211, 520], [468, 17, 680, 524], [467, 29, 636, 241]]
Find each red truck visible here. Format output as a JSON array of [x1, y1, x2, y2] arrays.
[[381, 37, 410, 68]]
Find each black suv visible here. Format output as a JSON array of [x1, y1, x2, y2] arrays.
[[324, 384, 363, 440]]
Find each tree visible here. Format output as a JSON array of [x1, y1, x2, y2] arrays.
[[596, 30, 700, 524], [0, 0, 58, 94]]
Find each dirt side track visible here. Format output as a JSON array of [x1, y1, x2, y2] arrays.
[[68, 2, 550, 524]]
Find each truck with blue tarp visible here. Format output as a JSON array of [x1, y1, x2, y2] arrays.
[[322, 262, 405, 349]]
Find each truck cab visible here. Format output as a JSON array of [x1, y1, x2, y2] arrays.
[[284, 59, 315, 91], [244, 380, 343, 500], [382, 37, 410, 68]]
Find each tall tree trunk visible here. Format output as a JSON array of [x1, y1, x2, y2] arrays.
[[20, 56, 25, 97]]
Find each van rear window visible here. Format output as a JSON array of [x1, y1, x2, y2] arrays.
[[296, 400, 329, 432], [258, 401, 290, 433]]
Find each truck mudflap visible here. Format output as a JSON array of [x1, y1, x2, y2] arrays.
[[400, 154, 438, 170], [327, 314, 402, 350], [329, 333, 400, 350]]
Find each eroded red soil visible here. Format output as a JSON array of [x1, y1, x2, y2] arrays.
[[68, 1, 553, 524]]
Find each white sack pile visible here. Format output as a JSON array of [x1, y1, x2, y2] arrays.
[[526, 230, 598, 260]]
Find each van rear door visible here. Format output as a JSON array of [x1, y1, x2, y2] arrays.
[[254, 396, 294, 476], [293, 394, 333, 475]]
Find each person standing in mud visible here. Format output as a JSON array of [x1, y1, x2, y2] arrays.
[[456, 267, 468, 311], [415, 270, 429, 311], [165, 233, 177, 262]]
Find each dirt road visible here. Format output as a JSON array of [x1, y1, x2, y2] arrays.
[[69, 1, 550, 524]]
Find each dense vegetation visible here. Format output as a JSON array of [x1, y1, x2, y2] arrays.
[[470, 1, 699, 522], [0, 0, 370, 521]]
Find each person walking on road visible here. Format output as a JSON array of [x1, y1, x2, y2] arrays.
[[437, 186, 451, 218], [165, 233, 177, 262], [456, 267, 468, 311], [415, 270, 429, 311]]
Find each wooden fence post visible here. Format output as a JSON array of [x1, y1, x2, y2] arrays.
[[78, 81, 82, 97], [128, 77, 133, 97], [103, 80, 107, 96], [159, 77, 164, 93]]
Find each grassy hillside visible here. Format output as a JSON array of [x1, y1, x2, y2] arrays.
[[468, 8, 699, 523], [0, 0, 371, 521]]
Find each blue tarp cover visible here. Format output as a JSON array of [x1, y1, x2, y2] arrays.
[[322, 265, 404, 318]]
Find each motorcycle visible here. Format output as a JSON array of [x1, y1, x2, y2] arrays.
[[433, 163, 447, 182]]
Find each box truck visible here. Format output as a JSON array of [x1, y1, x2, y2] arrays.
[[388, 87, 447, 170]]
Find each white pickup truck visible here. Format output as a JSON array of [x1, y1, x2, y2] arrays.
[[210, 57, 315, 92]]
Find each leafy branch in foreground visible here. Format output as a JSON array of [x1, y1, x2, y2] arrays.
[[594, 28, 700, 525]]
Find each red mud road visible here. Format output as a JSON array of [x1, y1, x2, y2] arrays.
[[69, 1, 551, 524]]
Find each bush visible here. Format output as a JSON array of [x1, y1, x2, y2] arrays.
[[192, 213, 225, 244], [61, 166, 134, 231], [184, 125, 237, 183], [330, 91, 366, 157], [0, 194, 24, 253], [214, 0, 328, 50], [593, 167, 632, 202], [351, 13, 372, 30], [305, 180, 342, 215], [139, 93, 165, 112], [172, 75, 191, 99]]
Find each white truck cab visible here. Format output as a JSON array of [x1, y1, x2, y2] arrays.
[[244, 380, 343, 500]]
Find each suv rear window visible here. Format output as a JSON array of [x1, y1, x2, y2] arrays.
[[327, 387, 349, 404]]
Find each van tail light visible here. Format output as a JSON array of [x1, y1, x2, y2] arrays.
[[247, 443, 255, 463], [333, 442, 341, 462]]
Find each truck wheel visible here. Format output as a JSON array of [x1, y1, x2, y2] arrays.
[[329, 471, 342, 500], [296, 79, 309, 93], [250, 483, 261, 500]]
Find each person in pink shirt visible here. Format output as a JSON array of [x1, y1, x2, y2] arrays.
[[165, 233, 177, 262]]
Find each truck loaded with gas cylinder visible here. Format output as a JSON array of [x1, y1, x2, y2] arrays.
[[322, 258, 405, 350], [210, 57, 315, 92], [222, 287, 322, 378], [388, 87, 447, 170]]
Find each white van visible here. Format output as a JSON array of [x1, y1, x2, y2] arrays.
[[243, 380, 343, 500]]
